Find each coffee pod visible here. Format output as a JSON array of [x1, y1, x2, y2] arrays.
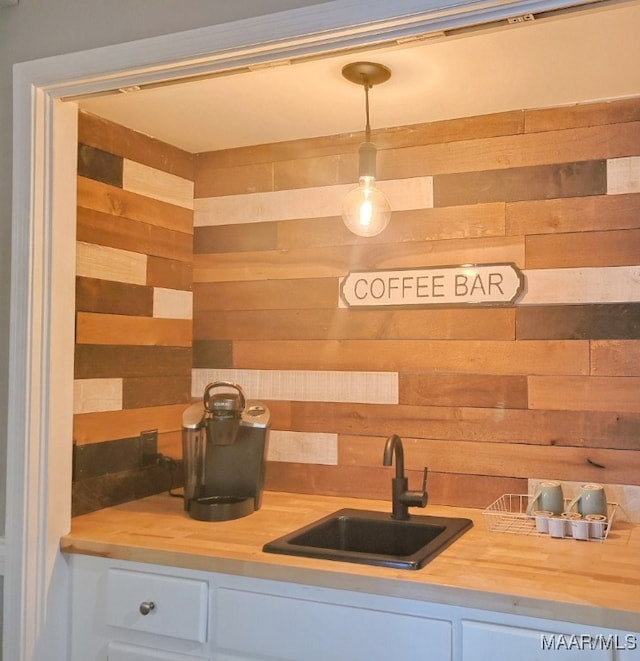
[[586, 514, 608, 539], [561, 511, 581, 537], [548, 515, 565, 538], [533, 510, 553, 533], [571, 516, 590, 541]]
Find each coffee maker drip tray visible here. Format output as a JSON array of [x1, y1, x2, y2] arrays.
[[188, 495, 256, 522]]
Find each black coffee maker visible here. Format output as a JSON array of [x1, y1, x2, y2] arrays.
[[182, 381, 270, 521]]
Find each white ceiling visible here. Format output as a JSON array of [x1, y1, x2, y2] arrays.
[[77, 1, 640, 154]]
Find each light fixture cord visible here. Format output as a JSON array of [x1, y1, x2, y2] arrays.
[[363, 78, 372, 142]]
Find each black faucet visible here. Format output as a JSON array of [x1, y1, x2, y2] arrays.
[[382, 434, 428, 520]]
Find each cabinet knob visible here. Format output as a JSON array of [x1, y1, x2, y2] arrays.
[[139, 600, 156, 615]]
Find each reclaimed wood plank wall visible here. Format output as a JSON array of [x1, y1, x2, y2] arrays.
[[73, 111, 194, 514], [192, 98, 640, 508], [74, 98, 640, 514]]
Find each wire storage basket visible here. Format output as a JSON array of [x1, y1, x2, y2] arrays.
[[483, 494, 617, 542]]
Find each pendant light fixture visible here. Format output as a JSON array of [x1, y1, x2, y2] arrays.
[[341, 61, 392, 237]]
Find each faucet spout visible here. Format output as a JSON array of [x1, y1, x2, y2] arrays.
[[382, 434, 428, 520], [382, 434, 404, 480]]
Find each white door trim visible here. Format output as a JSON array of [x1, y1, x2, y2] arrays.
[[4, 1, 601, 658]]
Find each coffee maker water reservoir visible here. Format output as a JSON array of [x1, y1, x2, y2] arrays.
[[182, 381, 270, 521]]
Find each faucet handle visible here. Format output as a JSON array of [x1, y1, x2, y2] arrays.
[[421, 466, 428, 493]]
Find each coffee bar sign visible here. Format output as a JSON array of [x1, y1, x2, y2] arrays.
[[340, 263, 524, 308]]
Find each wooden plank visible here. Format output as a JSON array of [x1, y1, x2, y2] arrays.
[[76, 312, 192, 347], [264, 462, 525, 507], [192, 340, 233, 369], [122, 159, 194, 210], [74, 378, 123, 414], [340, 435, 640, 484], [520, 266, 640, 305], [158, 430, 182, 458], [524, 97, 640, 133], [506, 193, 640, 236], [190, 368, 397, 405], [77, 206, 193, 263], [194, 222, 278, 254], [276, 203, 507, 250], [78, 110, 195, 180], [282, 401, 640, 451], [516, 304, 640, 341], [193, 236, 524, 283], [194, 160, 273, 198], [77, 144, 123, 187], [193, 176, 432, 226], [122, 376, 192, 409], [608, 156, 640, 195], [378, 122, 640, 179], [528, 375, 640, 412], [194, 110, 524, 170], [267, 431, 338, 465], [76, 241, 147, 286], [591, 340, 640, 377], [147, 256, 193, 291], [434, 160, 606, 208], [193, 307, 515, 341], [73, 404, 187, 445], [525, 229, 640, 269], [77, 176, 193, 234], [273, 154, 347, 191], [153, 288, 193, 320], [72, 436, 141, 480], [72, 464, 177, 516], [74, 345, 192, 379], [76, 277, 153, 317], [193, 278, 337, 311], [399, 373, 527, 409], [231, 339, 589, 375]]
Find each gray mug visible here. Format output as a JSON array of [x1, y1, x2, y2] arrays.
[[526, 481, 564, 516], [568, 484, 607, 517]]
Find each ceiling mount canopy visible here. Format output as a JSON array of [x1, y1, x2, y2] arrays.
[[340, 61, 392, 238]]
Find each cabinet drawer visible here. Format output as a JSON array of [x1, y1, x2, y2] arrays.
[[107, 641, 209, 661], [106, 569, 208, 642], [462, 621, 615, 661]]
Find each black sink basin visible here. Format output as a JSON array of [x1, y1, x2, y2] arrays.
[[263, 508, 473, 570]]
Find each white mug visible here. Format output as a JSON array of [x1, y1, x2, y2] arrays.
[[568, 484, 607, 517], [527, 481, 564, 516]]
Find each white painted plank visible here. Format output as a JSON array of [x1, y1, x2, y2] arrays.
[[267, 430, 338, 465], [73, 379, 123, 414], [518, 266, 640, 305], [76, 241, 147, 285], [194, 176, 433, 226], [123, 159, 194, 209], [153, 287, 193, 319], [191, 368, 398, 404], [608, 156, 640, 195]]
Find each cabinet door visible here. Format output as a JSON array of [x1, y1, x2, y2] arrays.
[[107, 641, 209, 660], [213, 587, 451, 661], [462, 621, 615, 661]]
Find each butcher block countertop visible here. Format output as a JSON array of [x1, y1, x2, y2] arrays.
[[61, 491, 640, 631]]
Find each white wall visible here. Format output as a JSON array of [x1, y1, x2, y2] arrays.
[[0, 0, 333, 537]]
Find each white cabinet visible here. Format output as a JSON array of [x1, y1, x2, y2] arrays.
[[461, 620, 622, 661], [108, 641, 209, 661], [68, 554, 639, 661], [213, 586, 451, 661]]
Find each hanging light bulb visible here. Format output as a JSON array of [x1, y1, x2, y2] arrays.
[[341, 62, 392, 237]]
